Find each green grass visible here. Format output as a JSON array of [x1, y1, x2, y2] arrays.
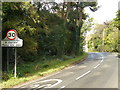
[[1, 53, 88, 88]]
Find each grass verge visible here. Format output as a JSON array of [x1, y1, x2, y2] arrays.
[[1, 53, 88, 88]]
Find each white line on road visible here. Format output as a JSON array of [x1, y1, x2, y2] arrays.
[[76, 70, 91, 80], [58, 86, 66, 90], [38, 84, 51, 88], [43, 79, 62, 88], [94, 64, 100, 69], [100, 60, 103, 63], [27, 79, 62, 89], [15, 72, 62, 88], [101, 54, 104, 61], [94, 54, 104, 68]]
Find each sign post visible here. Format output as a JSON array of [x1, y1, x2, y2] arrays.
[[1, 29, 23, 78], [14, 48, 17, 78], [7, 48, 9, 72]]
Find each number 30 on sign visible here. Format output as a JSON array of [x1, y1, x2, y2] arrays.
[[7, 29, 17, 40]]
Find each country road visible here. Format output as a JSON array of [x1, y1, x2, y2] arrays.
[[13, 52, 118, 89]]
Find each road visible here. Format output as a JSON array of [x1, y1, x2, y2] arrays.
[[13, 52, 118, 89]]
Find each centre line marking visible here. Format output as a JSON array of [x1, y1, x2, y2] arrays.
[[100, 60, 103, 63], [94, 64, 100, 69], [76, 70, 91, 80]]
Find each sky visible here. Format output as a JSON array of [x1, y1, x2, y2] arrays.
[[85, 0, 120, 24]]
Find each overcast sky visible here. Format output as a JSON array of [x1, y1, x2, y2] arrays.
[[85, 0, 120, 24]]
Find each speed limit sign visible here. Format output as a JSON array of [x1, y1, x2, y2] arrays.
[[1, 29, 23, 47], [7, 29, 17, 40]]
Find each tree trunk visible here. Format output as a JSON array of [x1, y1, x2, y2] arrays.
[[75, 6, 84, 55]]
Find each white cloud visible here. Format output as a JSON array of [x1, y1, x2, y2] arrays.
[[85, 0, 120, 24]]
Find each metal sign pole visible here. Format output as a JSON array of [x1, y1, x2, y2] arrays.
[[7, 48, 9, 72], [14, 48, 17, 78]]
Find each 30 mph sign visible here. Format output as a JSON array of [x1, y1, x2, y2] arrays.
[[7, 29, 17, 40], [1, 29, 23, 47]]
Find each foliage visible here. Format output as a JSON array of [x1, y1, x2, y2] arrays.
[[88, 21, 119, 52], [2, 2, 97, 76]]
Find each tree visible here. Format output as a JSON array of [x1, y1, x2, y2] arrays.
[[58, 2, 98, 55], [88, 21, 119, 52], [2, 2, 98, 75]]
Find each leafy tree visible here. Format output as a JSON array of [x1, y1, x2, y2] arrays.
[[2, 2, 98, 73], [88, 21, 119, 52]]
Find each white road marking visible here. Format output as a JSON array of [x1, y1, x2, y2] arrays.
[[93, 54, 104, 69], [47, 79, 62, 88], [76, 70, 91, 80], [58, 86, 66, 90], [100, 55, 104, 64], [38, 84, 51, 88], [102, 56, 104, 60], [15, 72, 62, 88], [100, 60, 103, 63], [23, 79, 62, 89], [101, 54, 104, 60], [32, 84, 40, 88], [61, 86, 65, 88], [94, 64, 100, 69]]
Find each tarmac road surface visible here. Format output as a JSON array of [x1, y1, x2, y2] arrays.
[[13, 52, 118, 90]]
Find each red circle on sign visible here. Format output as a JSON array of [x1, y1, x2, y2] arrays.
[[6, 29, 17, 40]]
